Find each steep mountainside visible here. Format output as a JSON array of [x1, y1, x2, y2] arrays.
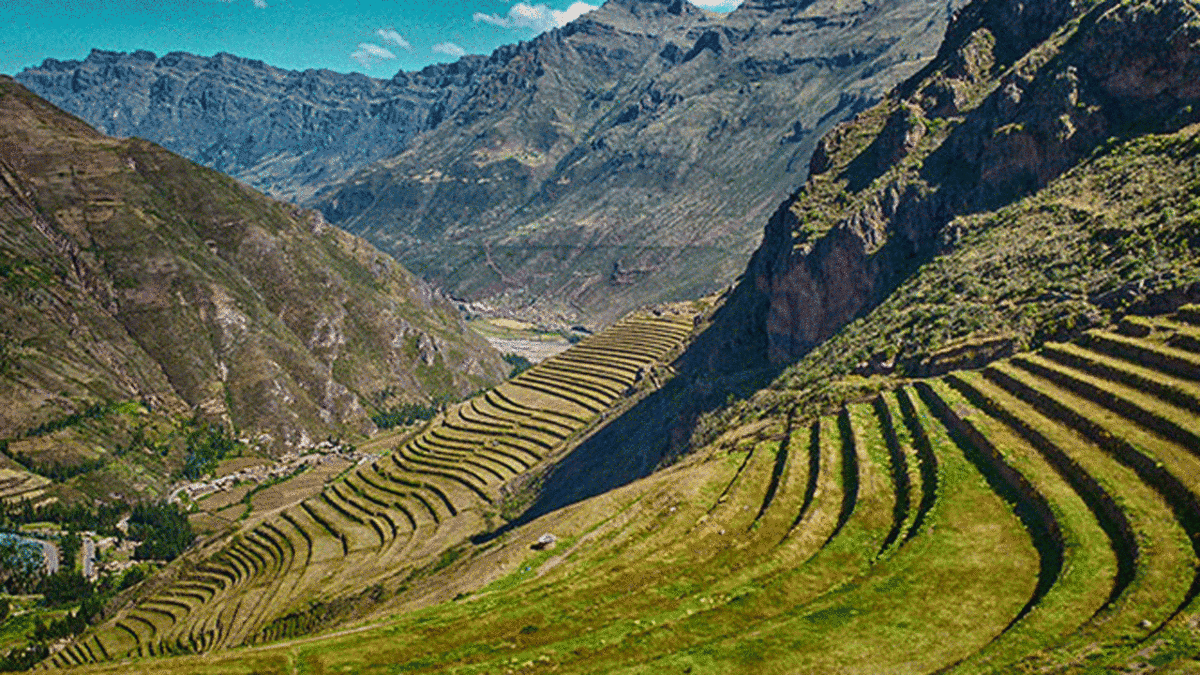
[[318, 0, 966, 326], [698, 0, 1200, 378], [15, 50, 485, 204], [0, 77, 507, 486], [17, 0, 965, 327], [529, 0, 1200, 505]]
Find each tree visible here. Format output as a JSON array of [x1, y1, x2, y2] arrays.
[[37, 570, 92, 607], [129, 502, 194, 561], [59, 531, 81, 572]]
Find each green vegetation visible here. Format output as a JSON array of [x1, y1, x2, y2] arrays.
[[41, 312, 696, 667], [370, 402, 439, 431], [128, 502, 193, 561], [503, 352, 533, 377], [24, 403, 116, 438], [39, 309, 1200, 674], [0, 500, 129, 537], [180, 424, 239, 480], [1, 566, 153, 672], [8, 454, 108, 482]]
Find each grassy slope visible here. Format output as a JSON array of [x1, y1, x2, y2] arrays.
[[34, 312, 1200, 674], [754, 120, 1200, 423]]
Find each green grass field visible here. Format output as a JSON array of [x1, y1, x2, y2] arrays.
[[26, 306, 1200, 673]]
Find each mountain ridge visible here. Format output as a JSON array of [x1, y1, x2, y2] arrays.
[[316, 0, 967, 326], [0, 76, 508, 499], [17, 0, 966, 327]]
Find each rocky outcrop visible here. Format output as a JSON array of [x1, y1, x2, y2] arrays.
[[0, 77, 508, 452], [735, 0, 1200, 366]]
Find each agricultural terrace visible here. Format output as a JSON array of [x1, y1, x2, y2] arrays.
[[0, 470, 51, 507], [36, 305, 1200, 673], [41, 311, 696, 668]]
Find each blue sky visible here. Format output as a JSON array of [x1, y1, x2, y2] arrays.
[[1, 0, 742, 78]]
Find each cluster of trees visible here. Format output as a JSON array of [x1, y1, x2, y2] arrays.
[[24, 403, 112, 438], [371, 401, 439, 430], [0, 500, 127, 537], [181, 423, 237, 479], [128, 501, 193, 561], [0, 566, 148, 671], [0, 500, 184, 670], [7, 453, 107, 482], [503, 352, 533, 377]]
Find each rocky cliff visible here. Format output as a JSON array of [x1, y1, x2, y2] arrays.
[[17, 0, 965, 328], [15, 50, 486, 204], [0, 77, 507, 460], [720, 0, 1200, 370]]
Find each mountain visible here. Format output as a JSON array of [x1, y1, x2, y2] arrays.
[[0, 76, 507, 498], [692, 0, 1200, 413], [17, 0, 965, 327], [317, 0, 967, 326], [18, 0, 1200, 672], [14, 50, 485, 204]]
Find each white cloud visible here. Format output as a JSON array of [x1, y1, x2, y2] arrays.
[[473, 2, 598, 33], [376, 28, 412, 50], [351, 42, 397, 69], [252, 0, 267, 7], [431, 42, 467, 58]]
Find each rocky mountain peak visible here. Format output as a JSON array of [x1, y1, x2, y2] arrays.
[[19, 0, 966, 329], [581, 0, 711, 33], [600, 0, 701, 17]]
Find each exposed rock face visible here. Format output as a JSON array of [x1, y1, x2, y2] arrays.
[[0, 77, 508, 451], [319, 0, 967, 326], [18, 0, 965, 327], [15, 50, 486, 203], [725, 0, 1200, 366]]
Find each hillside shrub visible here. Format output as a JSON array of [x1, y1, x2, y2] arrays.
[[371, 402, 438, 430], [503, 353, 533, 377], [25, 403, 111, 437]]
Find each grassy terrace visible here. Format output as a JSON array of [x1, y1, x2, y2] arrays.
[[41, 311, 697, 669], [34, 306, 1200, 673], [0, 468, 51, 505]]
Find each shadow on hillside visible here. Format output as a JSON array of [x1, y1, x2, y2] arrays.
[[476, 286, 784, 542]]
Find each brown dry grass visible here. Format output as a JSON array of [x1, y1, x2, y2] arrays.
[[248, 458, 351, 515]]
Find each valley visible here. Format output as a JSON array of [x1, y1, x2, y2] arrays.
[[17, 0, 967, 328], [2, 0, 1200, 672]]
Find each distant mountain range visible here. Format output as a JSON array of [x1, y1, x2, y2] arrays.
[[17, 0, 966, 327]]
